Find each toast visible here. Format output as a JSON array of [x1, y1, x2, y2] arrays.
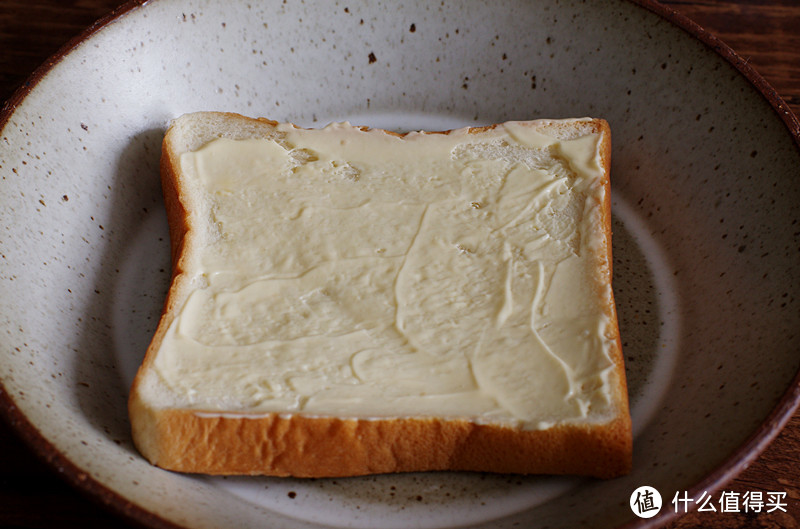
[[128, 111, 631, 478]]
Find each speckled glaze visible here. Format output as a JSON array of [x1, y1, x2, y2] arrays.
[[1, 1, 798, 528]]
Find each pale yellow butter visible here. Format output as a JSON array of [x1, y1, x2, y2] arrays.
[[150, 120, 618, 430]]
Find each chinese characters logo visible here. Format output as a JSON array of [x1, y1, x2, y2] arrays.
[[630, 486, 663, 519], [630, 486, 788, 519]]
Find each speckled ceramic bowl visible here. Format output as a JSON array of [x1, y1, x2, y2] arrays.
[[1, 1, 799, 528]]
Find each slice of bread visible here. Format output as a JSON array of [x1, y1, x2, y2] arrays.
[[129, 111, 631, 478]]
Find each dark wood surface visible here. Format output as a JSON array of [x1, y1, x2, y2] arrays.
[[0, 1, 798, 528]]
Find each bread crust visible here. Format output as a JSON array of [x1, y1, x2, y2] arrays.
[[128, 112, 631, 479]]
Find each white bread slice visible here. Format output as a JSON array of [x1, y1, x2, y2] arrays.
[[129, 112, 631, 478]]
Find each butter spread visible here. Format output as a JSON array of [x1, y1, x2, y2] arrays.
[[150, 120, 620, 430]]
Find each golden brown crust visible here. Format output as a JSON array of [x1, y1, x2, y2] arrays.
[[128, 113, 632, 479], [594, 120, 632, 438], [130, 402, 631, 478]]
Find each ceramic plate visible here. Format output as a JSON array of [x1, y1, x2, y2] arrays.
[[1, 1, 799, 528]]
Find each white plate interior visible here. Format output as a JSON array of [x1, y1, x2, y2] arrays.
[[2, 0, 799, 528]]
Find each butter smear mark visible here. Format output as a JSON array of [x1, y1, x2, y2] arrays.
[[150, 120, 619, 430]]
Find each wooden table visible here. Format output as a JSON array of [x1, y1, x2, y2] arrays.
[[1, 1, 798, 527]]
